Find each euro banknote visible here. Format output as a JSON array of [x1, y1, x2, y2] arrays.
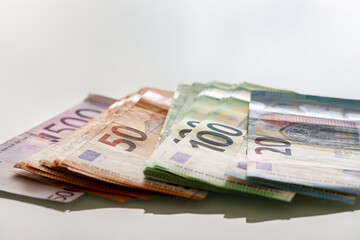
[[147, 82, 253, 169], [225, 134, 357, 204], [158, 83, 204, 145], [149, 83, 356, 203], [246, 91, 360, 195], [15, 92, 156, 201], [0, 94, 115, 202], [19, 88, 207, 200], [13, 168, 138, 202], [15, 161, 153, 201], [146, 88, 296, 201]]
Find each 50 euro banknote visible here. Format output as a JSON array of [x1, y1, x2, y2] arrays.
[[17, 88, 207, 200]]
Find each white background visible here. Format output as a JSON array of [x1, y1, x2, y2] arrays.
[[0, 1, 360, 239]]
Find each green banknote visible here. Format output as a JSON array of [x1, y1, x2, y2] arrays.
[[246, 91, 360, 196], [148, 82, 356, 203], [158, 83, 204, 145], [147, 82, 261, 196], [146, 82, 252, 169], [146, 95, 295, 202]]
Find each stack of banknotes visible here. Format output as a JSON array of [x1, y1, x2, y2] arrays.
[[1, 82, 359, 204]]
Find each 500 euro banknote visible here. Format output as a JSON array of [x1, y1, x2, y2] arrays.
[[0, 94, 115, 202]]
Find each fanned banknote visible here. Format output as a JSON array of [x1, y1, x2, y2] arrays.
[[15, 162, 154, 201], [158, 83, 204, 145], [18, 88, 207, 200], [157, 81, 254, 147], [226, 135, 357, 204], [246, 91, 360, 196], [149, 82, 356, 203], [147, 96, 295, 201], [8, 81, 357, 205], [145, 82, 245, 170], [15, 92, 156, 201], [147, 82, 252, 168], [224, 88, 358, 204], [224, 82, 296, 183], [145, 82, 296, 201], [0, 94, 115, 202], [13, 168, 138, 202]]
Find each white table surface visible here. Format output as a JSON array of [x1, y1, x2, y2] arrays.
[[0, 1, 360, 239]]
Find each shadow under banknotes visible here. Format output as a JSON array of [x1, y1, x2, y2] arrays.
[[116, 192, 360, 223], [1, 190, 359, 223]]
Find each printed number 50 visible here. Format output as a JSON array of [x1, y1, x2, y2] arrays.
[[98, 126, 147, 152], [48, 191, 75, 202]]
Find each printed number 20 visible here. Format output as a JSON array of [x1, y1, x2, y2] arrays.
[[254, 137, 291, 156]]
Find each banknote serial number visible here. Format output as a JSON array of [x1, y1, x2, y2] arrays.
[[97, 125, 147, 152], [254, 137, 292, 156]]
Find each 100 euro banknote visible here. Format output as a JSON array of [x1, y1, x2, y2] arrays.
[[146, 83, 296, 201]]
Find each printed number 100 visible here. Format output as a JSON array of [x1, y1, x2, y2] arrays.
[[190, 123, 242, 152]]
